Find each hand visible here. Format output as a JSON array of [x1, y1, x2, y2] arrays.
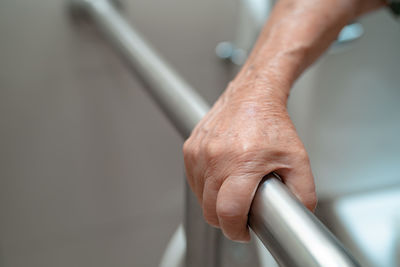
[[183, 0, 383, 243], [183, 79, 316, 242]]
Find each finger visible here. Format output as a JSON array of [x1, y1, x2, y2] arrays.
[[202, 176, 223, 227], [278, 161, 317, 211], [183, 140, 206, 203], [216, 174, 262, 242]]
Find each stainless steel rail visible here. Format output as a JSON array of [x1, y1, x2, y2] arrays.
[[68, 1, 360, 266]]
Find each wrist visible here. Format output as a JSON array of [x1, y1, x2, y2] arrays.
[[232, 55, 297, 107], [229, 69, 291, 109]]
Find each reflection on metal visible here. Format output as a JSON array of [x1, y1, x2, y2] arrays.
[[68, 0, 361, 266], [159, 225, 185, 267], [250, 173, 360, 267]]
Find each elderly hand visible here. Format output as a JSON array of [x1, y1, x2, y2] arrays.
[[183, 0, 383, 242], [183, 77, 316, 242]]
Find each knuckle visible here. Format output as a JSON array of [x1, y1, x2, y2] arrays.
[[182, 139, 192, 154], [204, 141, 224, 160], [183, 139, 198, 160]]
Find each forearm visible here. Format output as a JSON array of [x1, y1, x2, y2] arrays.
[[233, 0, 384, 104], [184, 0, 385, 242]]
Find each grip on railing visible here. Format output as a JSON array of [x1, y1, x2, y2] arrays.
[[68, 1, 360, 266]]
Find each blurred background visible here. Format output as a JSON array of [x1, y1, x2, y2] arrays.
[[0, 0, 399, 266]]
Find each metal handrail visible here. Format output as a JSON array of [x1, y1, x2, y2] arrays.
[[69, 1, 360, 266]]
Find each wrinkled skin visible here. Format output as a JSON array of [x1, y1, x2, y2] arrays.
[[183, 0, 384, 242], [184, 80, 315, 241]]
